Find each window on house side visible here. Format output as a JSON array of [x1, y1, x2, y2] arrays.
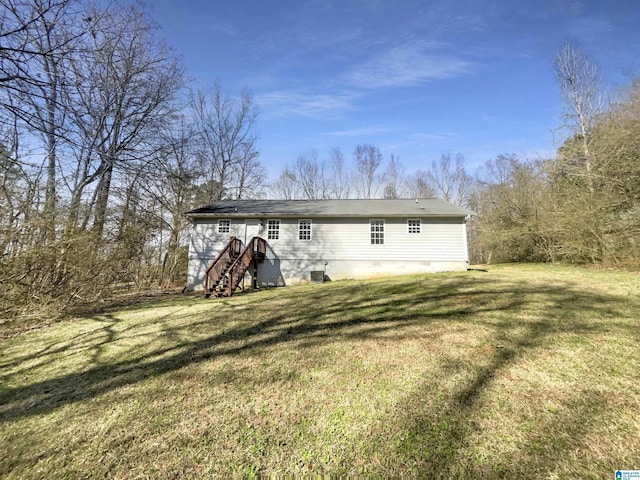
[[370, 219, 384, 244], [298, 219, 312, 241], [218, 219, 230, 234], [408, 219, 421, 234], [267, 219, 280, 240]]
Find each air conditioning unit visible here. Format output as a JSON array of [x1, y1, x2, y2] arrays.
[[310, 270, 325, 283]]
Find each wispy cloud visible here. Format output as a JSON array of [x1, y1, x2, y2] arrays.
[[256, 90, 358, 118], [203, 22, 238, 36], [410, 132, 456, 142], [381, 131, 456, 152], [326, 126, 399, 137], [345, 43, 475, 89], [566, 16, 614, 41]]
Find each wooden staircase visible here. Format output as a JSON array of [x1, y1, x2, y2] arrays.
[[204, 236, 267, 298]]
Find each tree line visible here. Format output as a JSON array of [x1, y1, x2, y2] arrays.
[[268, 43, 640, 270], [270, 146, 473, 206], [1, 0, 638, 322], [0, 0, 263, 320], [471, 44, 639, 267]]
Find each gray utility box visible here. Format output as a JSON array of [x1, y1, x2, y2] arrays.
[[310, 271, 325, 283]]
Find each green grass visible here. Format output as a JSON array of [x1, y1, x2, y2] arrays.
[[1, 264, 639, 478]]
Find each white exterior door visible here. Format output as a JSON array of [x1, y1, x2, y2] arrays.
[[245, 219, 260, 243]]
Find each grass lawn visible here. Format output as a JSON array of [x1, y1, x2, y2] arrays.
[[1, 264, 639, 478]]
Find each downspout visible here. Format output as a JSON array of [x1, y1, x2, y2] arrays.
[[463, 215, 471, 269]]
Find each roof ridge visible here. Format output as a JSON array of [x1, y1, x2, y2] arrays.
[[184, 198, 474, 217]]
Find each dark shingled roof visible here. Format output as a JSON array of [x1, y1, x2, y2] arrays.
[[185, 198, 474, 218]]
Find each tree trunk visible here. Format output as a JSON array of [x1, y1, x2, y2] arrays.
[[92, 164, 113, 239]]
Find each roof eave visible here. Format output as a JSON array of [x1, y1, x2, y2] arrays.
[[184, 212, 471, 219]]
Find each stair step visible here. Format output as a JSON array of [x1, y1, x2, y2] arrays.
[[205, 236, 266, 299]]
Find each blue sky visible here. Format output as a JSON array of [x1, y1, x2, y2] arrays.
[[149, 0, 640, 178]]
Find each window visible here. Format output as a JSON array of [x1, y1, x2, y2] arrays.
[[407, 219, 421, 234], [218, 219, 230, 234], [267, 219, 280, 240], [370, 219, 384, 244], [298, 219, 312, 241]]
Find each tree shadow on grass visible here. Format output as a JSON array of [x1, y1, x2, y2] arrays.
[[1, 272, 638, 439], [382, 280, 640, 478], [0, 305, 197, 377]]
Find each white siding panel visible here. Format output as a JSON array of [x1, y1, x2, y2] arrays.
[[187, 219, 247, 289], [187, 216, 470, 290], [265, 218, 467, 262]]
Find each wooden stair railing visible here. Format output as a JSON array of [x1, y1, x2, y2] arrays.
[[222, 236, 267, 297], [203, 236, 243, 298]]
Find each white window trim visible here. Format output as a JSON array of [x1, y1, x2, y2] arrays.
[[407, 219, 421, 234], [370, 219, 385, 245], [218, 219, 230, 234], [267, 219, 280, 240], [298, 219, 312, 241]]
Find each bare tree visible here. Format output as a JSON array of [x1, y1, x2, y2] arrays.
[[553, 41, 604, 194], [353, 143, 382, 199], [470, 154, 551, 264], [426, 152, 474, 207], [406, 169, 436, 199], [382, 153, 404, 199], [136, 123, 198, 286], [327, 146, 350, 199], [233, 150, 265, 199], [190, 80, 260, 201], [65, 3, 183, 238], [0, 121, 40, 255], [270, 167, 299, 200], [291, 150, 328, 200], [0, 0, 83, 86], [0, 0, 85, 236]]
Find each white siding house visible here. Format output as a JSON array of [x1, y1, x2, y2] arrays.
[[185, 198, 474, 291]]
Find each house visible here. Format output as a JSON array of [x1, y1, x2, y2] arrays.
[[184, 198, 474, 295]]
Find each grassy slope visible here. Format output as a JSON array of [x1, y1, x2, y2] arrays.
[[1, 264, 639, 478]]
